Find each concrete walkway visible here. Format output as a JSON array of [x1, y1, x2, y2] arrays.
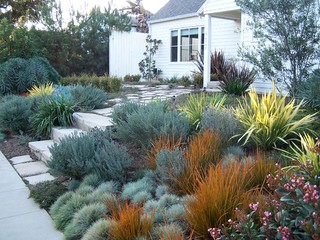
[[0, 151, 63, 240]]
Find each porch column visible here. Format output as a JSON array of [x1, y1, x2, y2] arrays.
[[203, 14, 212, 89]]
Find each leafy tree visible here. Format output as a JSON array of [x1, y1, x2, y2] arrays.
[[235, 0, 320, 96], [0, 0, 47, 24], [125, 0, 152, 33]]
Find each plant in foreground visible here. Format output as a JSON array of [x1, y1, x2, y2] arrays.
[[210, 164, 320, 239], [28, 83, 54, 97], [234, 82, 316, 150]]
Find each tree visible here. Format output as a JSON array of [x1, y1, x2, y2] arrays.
[[0, 0, 47, 24], [235, 0, 320, 96], [125, 0, 152, 33]]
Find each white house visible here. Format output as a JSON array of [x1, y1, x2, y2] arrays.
[[110, 0, 272, 91]]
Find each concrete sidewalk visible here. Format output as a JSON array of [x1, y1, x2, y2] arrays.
[[0, 151, 63, 240]]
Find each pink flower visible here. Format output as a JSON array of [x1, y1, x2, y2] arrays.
[[277, 226, 291, 240], [249, 202, 259, 211]]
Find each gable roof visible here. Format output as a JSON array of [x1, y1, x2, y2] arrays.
[[149, 0, 206, 23]]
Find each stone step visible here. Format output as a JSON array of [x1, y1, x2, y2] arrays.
[[24, 173, 55, 185], [51, 127, 85, 143], [73, 112, 113, 131], [10, 155, 33, 165], [91, 107, 113, 117], [14, 161, 49, 177], [29, 140, 54, 163]]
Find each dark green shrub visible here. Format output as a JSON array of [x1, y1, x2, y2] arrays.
[[0, 57, 60, 94], [70, 85, 107, 111], [112, 101, 141, 125], [29, 181, 67, 210], [218, 62, 257, 96], [106, 76, 122, 92], [114, 102, 190, 148], [0, 95, 33, 133], [200, 108, 241, 145], [31, 96, 76, 137], [296, 69, 320, 110], [193, 73, 203, 88], [123, 74, 141, 82]]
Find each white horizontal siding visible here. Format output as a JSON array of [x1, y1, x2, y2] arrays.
[[204, 0, 240, 14], [150, 16, 241, 79], [109, 31, 148, 78]]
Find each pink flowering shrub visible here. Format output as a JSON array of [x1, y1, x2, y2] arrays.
[[209, 164, 320, 240]]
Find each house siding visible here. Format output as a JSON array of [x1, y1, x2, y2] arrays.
[[109, 31, 148, 78], [150, 16, 241, 79], [204, 0, 240, 14]]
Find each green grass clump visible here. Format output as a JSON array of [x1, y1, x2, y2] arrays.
[[82, 219, 111, 240]]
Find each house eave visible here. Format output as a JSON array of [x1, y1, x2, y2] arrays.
[[148, 13, 199, 24]]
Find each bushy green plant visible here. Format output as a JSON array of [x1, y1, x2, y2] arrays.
[[31, 96, 76, 137], [200, 108, 241, 145], [90, 140, 133, 183], [112, 101, 141, 125], [193, 73, 203, 89], [64, 203, 106, 240], [82, 219, 111, 240], [29, 181, 67, 210], [179, 76, 192, 87], [80, 174, 103, 189], [0, 95, 33, 133], [123, 74, 141, 82], [28, 83, 54, 97], [234, 83, 316, 150], [178, 93, 226, 130], [213, 166, 320, 240], [69, 85, 107, 111], [296, 69, 320, 110], [114, 101, 190, 148], [154, 223, 185, 240], [218, 62, 257, 96], [0, 57, 60, 94], [50, 192, 74, 217]]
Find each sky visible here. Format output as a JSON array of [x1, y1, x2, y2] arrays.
[[62, 0, 169, 14]]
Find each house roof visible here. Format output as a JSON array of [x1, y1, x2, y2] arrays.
[[149, 0, 206, 23]]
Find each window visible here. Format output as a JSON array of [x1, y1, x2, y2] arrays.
[[170, 27, 204, 62], [171, 30, 178, 62]]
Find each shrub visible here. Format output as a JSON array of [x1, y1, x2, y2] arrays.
[[61, 74, 121, 92], [106, 201, 154, 240], [0, 95, 33, 133], [214, 165, 320, 240], [69, 85, 107, 111], [28, 83, 54, 97], [147, 134, 183, 170], [179, 76, 192, 87], [50, 192, 74, 217], [296, 69, 320, 110], [281, 133, 320, 176], [193, 73, 203, 89], [114, 102, 190, 148], [29, 181, 67, 210], [186, 162, 253, 239], [218, 62, 257, 96], [48, 132, 96, 180], [0, 57, 60, 94], [178, 93, 226, 130], [64, 203, 106, 240], [112, 101, 141, 125], [31, 96, 76, 137], [123, 74, 141, 82], [200, 108, 241, 145], [90, 140, 133, 183], [234, 82, 316, 150], [80, 174, 103, 189], [82, 219, 111, 240]]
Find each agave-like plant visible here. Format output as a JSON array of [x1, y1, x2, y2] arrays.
[[234, 82, 317, 150], [178, 93, 226, 130]]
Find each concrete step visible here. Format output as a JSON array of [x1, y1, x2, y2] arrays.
[[91, 107, 113, 117], [24, 173, 55, 185], [28, 140, 54, 163], [73, 112, 113, 131], [10, 155, 33, 165], [14, 161, 49, 177], [51, 127, 85, 143]]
